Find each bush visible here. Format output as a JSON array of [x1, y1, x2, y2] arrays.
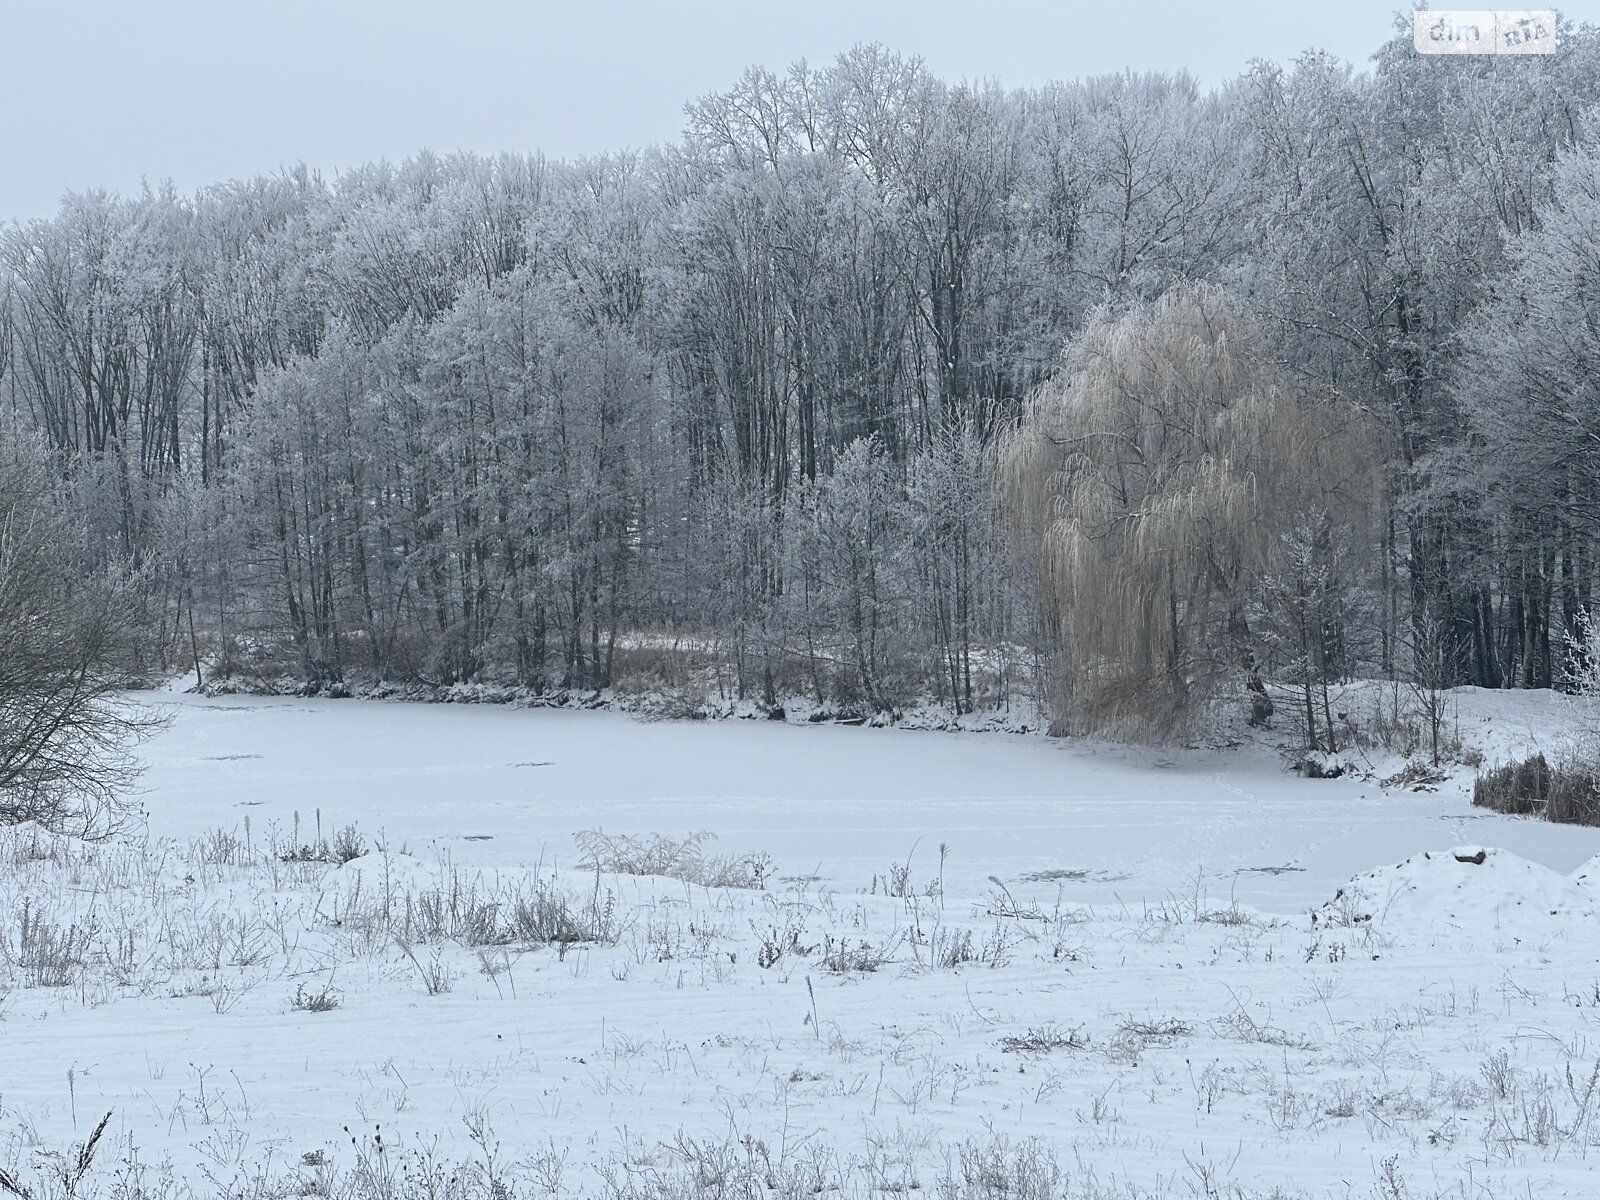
[[1473, 752, 1600, 826], [0, 450, 162, 836], [1472, 752, 1551, 816], [575, 830, 771, 889], [291, 982, 342, 1012], [999, 1024, 1086, 1054], [280, 823, 366, 865], [1547, 769, 1600, 826]]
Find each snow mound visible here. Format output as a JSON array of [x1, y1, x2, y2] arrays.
[[1573, 855, 1600, 890], [1316, 846, 1599, 935]]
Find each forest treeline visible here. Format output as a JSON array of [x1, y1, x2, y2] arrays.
[[4, 24, 1600, 738]]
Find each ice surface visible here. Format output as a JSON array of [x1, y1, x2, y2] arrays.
[[137, 693, 1600, 914]]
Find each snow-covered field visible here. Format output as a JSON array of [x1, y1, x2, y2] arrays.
[[4, 691, 1600, 1198]]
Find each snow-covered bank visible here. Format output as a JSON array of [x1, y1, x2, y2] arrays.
[[4, 691, 1600, 1198], [189, 670, 1048, 734]]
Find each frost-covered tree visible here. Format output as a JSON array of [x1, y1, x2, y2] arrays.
[[1237, 26, 1600, 687], [1454, 123, 1600, 688], [0, 445, 161, 834], [0, 29, 1598, 725], [789, 437, 906, 712], [1561, 609, 1600, 784], [904, 423, 1000, 714], [1258, 512, 1372, 753]]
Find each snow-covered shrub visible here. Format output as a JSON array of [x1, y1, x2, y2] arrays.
[[279, 822, 366, 865], [1562, 607, 1600, 778], [1380, 759, 1448, 791], [290, 982, 341, 1012], [575, 830, 770, 888]]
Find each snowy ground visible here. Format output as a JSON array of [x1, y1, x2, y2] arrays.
[[3, 690, 1600, 1197]]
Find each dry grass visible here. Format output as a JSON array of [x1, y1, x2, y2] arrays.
[[1473, 752, 1600, 826], [574, 830, 771, 889]]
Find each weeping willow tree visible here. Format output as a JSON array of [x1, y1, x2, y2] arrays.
[[1001, 286, 1373, 739]]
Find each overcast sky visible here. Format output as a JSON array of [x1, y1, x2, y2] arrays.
[[3, 1, 1593, 223]]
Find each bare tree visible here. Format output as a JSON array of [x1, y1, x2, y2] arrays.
[[0, 449, 163, 835]]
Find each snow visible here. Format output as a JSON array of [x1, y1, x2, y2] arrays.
[[4, 691, 1600, 1197], [1317, 845, 1600, 936], [131, 692, 1600, 912]]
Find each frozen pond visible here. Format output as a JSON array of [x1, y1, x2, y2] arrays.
[[137, 692, 1600, 914]]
